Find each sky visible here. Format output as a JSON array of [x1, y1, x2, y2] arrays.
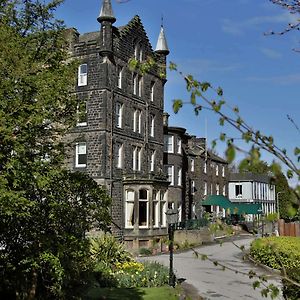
[[56, 0, 300, 179]]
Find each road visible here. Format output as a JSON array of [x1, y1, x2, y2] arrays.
[[141, 236, 283, 300]]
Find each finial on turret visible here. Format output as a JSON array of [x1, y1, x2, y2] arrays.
[[155, 21, 169, 55], [97, 0, 116, 23]]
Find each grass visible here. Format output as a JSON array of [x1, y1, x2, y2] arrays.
[[83, 285, 185, 300]]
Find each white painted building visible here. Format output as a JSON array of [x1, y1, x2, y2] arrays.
[[228, 173, 276, 216]]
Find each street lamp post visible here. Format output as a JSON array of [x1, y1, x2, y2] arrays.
[[276, 192, 283, 220], [165, 209, 178, 288]]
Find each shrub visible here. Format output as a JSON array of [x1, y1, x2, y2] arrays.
[[88, 234, 134, 288], [250, 237, 300, 300], [250, 237, 300, 270], [89, 234, 133, 268]]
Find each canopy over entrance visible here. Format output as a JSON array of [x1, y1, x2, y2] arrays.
[[201, 195, 262, 215]]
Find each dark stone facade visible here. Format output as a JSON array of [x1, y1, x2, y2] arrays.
[[65, 6, 170, 248], [65, 1, 229, 248]]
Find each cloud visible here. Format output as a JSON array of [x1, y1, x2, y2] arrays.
[[259, 47, 282, 59], [221, 11, 299, 36], [182, 58, 242, 75], [221, 19, 244, 36], [246, 73, 300, 85]]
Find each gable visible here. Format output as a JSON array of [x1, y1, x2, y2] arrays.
[[114, 15, 155, 61]]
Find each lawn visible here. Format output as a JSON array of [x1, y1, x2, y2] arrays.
[[83, 286, 185, 300]]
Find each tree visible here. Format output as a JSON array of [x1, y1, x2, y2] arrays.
[[269, 0, 300, 34], [0, 1, 111, 298]]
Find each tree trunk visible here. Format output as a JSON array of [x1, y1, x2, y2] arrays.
[[27, 269, 38, 300]]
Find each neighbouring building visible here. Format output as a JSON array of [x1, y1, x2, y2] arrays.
[[163, 114, 229, 222], [65, 0, 230, 249], [228, 173, 276, 217]]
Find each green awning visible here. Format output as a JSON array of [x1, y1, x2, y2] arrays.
[[201, 195, 262, 215]]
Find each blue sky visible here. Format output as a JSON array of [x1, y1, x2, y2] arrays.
[[57, 0, 299, 176]]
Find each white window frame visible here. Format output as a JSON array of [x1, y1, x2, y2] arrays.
[[116, 143, 123, 169], [160, 191, 167, 227], [138, 75, 143, 97], [78, 64, 87, 86], [216, 183, 220, 195], [204, 161, 207, 173], [216, 165, 219, 176], [235, 184, 242, 197], [177, 137, 182, 154], [223, 185, 226, 196], [133, 146, 142, 171], [150, 150, 155, 172], [133, 109, 141, 133], [152, 191, 159, 227], [165, 165, 174, 186], [150, 81, 155, 102], [75, 142, 87, 168], [222, 166, 225, 177], [150, 114, 155, 137], [164, 135, 174, 153], [191, 180, 195, 195], [117, 66, 122, 89], [177, 168, 182, 186], [138, 147, 142, 171], [125, 190, 135, 228], [191, 158, 195, 172], [204, 181, 207, 196], [116, 102, 123, 128]]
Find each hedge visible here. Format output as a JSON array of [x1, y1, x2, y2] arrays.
[[250, 236, 300, 270]]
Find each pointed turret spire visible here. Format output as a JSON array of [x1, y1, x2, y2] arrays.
[[97, 0, 116, 24], [155, 25, 169, 55]]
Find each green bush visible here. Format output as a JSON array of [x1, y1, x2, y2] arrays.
[[250, 237, 300, 270], [250, 237, 300, 300], [88, 234, 134, 288], [89, 234, 133, 267]]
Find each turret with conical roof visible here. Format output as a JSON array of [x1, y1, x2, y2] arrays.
[[155, 25, 169, 56], [97, 0, 116, 23], [98, 0, 115, 58]]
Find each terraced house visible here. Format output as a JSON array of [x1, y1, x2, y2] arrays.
[[66, 0, 229, 249]]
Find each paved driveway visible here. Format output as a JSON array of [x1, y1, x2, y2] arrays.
[[141, 236, 283, 300]]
